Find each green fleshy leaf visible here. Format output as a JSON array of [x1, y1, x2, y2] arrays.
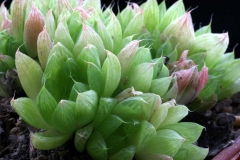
[[11, 98, 53, 130], [143, 0, 159, 33], [111, 97, 145, 120], [44, 53, 67, 102], [87, 62, 104, 97], [11, 0, 28, 44], [87, 131, 108, 160], [15, 50, 43, 101], [158, 64, 170, 78], [149, 102, 171, 129], [74, 123, 94, 152], [105, 133, 126, 156], [142, 129, 185, 156], [133, 120, 157, 152], [37, 28, 52, 69], [190, 33, 229, 69], [198, 76, 218, 99], [45, 9, 56, 39], [137, 93, 161, 121], [109, 146, 136, 160], [159, 105, 189, 127], [97, 20, 114, 51], [151, 30, 163, 58], [117, 5, 134, 32], [83, 0, 101, 11], [37, 86, 57, 125], [107, 13, 122, 53], [150, 77, 172, 97], [122, 63, 154, 92], [60, 58, 85, 99], [159, 0, 185, 32], [76, 44, 101, 79], [135, 153, 172, 160], [102, 50, 121, 97], [152, 57, 165, 79], [55, 3, 72, 23], [122, 119, 141, 137], [115, 87, 143, 102], [123, 11, 144, 38], [217, 59, 240, 90], [117, 40, 139, 79], [51, 100, 76, 133], [215, 51, 235, 66], [0, 30, 20, 57], [131, 47, 152, 68], [74, 25, 106, 63], [187, 94, 218, 112], [162, 77, 178, 102], [156, 38, 174, 58], [49, 42, 73, 58], [195, 23, 212, 37], [67, 10, 82, 43], [114, 36, 133, 55], [93, 97, 118, 127], [0, 54, 15, 72], [173, 142, 208, 160], [31, 130, 72, 150], [218, 78, 240, 100], [188, 53, 207, 71], [163, 12, 195, 54], [160, 122, 204, 143], [96, 115, 124, 139], [54, 22, 74, 52], [158, 1, 166, 23], [69, 81, 89, 101], [75, 90, 98, 129]]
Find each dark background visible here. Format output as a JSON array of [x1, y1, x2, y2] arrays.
[[2, 0, 240, 58]]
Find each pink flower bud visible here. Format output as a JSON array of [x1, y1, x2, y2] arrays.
[[172, 65, 208, 104], [173, 67, 195, 100], [169, 50, 194, 72], [24, 4, 45, 58], [1, 9, 12, 34], [76, 7, 90, 21], [195, 66, 208, 97]]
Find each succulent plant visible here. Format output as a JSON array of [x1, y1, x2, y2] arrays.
[[1, 0, 239, 159]]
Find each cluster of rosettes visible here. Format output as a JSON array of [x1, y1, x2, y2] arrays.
[[1, 0, 240, 159]]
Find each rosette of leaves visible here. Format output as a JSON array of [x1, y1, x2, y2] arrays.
[[123, 0, 240, 111], [0, 0, 209, 105], [9, 0, 208, 159], [11, 86, 208, 160], [0, 0, 238, 114]]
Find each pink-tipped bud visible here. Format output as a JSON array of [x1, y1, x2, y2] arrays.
[[1, 9, 12, 34], [77, 7, 90, 21], [37, 26, 53, 69], [173, 67, 195, 99], [195, 66, 208, 97], [172, 65, 209, 104], [169, 50, 195, 72], [24, 4, 45, 58], [163, 11, 195, 54]]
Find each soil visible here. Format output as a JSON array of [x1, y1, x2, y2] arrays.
[[1, 92, 240, 160]]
